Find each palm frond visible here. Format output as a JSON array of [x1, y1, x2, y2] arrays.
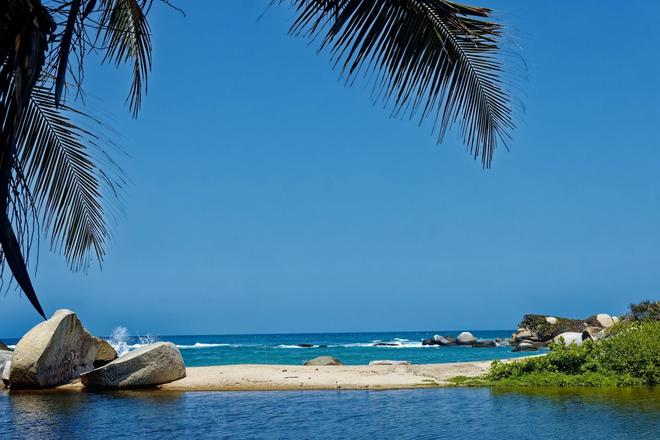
[[98, 0, 153, 117], [14, 86, 123, 271], [285, 0, 515, 167]]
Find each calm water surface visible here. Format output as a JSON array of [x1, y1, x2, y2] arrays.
[[1, 387, 658, 439]]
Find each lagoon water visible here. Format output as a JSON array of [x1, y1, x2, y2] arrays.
[[3, 330, 543, 367], [1, 331, 658, 438], [1, 387, 658, 439]]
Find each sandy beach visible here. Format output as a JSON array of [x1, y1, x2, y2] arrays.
[[160, 361, 492, 391], [43, 359, 514, 392]]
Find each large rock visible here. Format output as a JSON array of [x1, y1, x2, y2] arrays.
[[10, 309, 116, 388], [304, 356, 342, 366], [595, 314, 614, 328], [456, 332, 477, 345], [553, 331, 591, 346], [80, 342, 185, 389]]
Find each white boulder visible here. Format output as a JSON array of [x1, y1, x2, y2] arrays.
[[10, 309, 117, 388], [545, 316, 558, 324], [553, 331, 591, 346], [80, 342, 185, 389], [596, 314, 614, 328], [456, 332, 477, 345]]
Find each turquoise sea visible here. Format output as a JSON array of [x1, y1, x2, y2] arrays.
[[3, 330, 543, 367]]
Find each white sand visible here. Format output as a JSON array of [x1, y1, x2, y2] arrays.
[[47, 357, 537, 392], [158, 360, 495, 391]]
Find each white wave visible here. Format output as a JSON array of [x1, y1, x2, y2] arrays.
[[177, 342, 232, 349], [7, 345, 15, 349], [109, 326, 130, 357]]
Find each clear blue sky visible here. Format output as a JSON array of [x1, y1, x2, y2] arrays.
[[2, 0, 659, 338]]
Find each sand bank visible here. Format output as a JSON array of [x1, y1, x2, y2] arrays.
[[44, 358, 535, 392]]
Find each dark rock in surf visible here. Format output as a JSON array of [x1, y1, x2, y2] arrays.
[[472, 340, 496, 348]]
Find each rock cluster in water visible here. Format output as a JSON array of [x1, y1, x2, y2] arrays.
[[1, 309, 185, 390], [420, 312, 619, 352]]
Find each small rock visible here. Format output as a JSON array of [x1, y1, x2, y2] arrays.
[[80, 342, 186, 389], [0, 341, 9, 351], [368, 360, 411, 366], [0, 351, 11, 377], [545, 316, 558, 324], [456, 332, 477, 345], [297, 344, 315, 348], [304, 356, 342, 366], [512, 329, 533, 342], [2, 361, 10, 387], [372, 342, 399, 347], [512, 342, 538, 352], [422, 338, 436, 346]]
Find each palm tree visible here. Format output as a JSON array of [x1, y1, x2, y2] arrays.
[[0, 0, 515, 318]]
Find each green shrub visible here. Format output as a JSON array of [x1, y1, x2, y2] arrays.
[[628, 300, 660, 322], [593, 321, 660, 385], [477, 321, 660, 387]]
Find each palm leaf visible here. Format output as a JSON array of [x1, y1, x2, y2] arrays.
[[98, 0, 153, 117], [285, 0, 515, 167], [14, 86, 123, 271]]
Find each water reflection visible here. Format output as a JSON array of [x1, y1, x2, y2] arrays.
[[1, 387, 658, 439]]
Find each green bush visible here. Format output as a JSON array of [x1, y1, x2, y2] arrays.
[[593, 321, 660, 385], [477, 321, 660, 387], [628, 300, 660, 322]]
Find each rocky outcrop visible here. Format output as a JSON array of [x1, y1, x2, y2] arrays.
[[517, 314, 586, 342], [369, 360, 411, 366], [456, 332, 477, 345], [9, 309, 117, 388], [422, 335, 456, 346], [304, 356, 342, 366], [80, 342, 185, 389], [0, 341, 9, 351]]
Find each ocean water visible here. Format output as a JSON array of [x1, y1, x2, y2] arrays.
[[1, 387, 658, 439], [4, 330, 540, 366]]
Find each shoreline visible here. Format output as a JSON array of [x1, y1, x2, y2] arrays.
[[42, 358, 536, 393]]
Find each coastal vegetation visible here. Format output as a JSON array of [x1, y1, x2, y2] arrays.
[[452, 301, 660, 387]]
